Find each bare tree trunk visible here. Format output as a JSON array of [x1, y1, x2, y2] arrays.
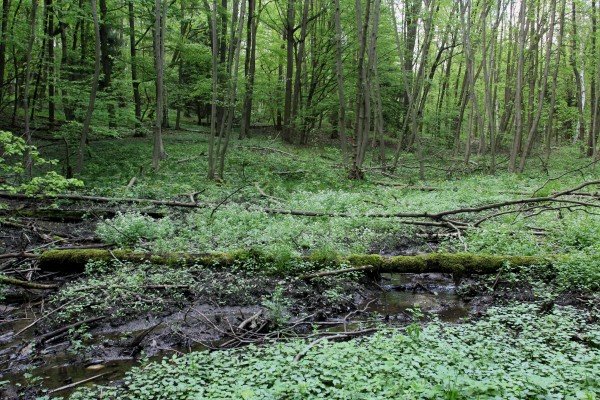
[[282, 0, 295, 143], [334, 0, 347, 162], [545, 0, 566, 163], [76, 0, 101, 173], [349, 0, 371, 179], [590, 0, 600, 157], [128, 0, 142, 132], [207, 0, 219, 179], [569, 1, 585, 145], [292, 0, 310, 144], [217, 0, 246, 177], [98, 0, 115, 128], [518, 0, 557, 172], [151, 0, 167, 171], [0, 0, 10, 105], [508, 0, 527, 172], [45, 0, 54, 126], [239, 0, 258, 139], [23, 0, 38, 178]]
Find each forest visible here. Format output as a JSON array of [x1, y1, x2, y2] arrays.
[[0, 0, 599, 398]]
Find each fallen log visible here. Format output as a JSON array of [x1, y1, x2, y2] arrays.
[[37, 249, 551, 276], [0, 275, 58, 290]]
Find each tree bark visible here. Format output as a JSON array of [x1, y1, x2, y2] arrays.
[[23, 0, 38, 178], [239, 0, 258, 139], [282, 0, 295, 143], [0, 0, 10, 104], [518, 0, 557, 172], [76, 0, 101, 173], [508, 0, 527, 172], [152, 0, 167, 171], [128, 0, 142, 132]]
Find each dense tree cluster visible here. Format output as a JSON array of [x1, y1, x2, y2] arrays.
[[1, 0, 600, 178]]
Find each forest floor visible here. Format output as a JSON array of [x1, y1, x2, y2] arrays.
[[1, 126, 599, 399]]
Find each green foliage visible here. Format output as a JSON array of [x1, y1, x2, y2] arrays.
[[96, 212, 176, 249], [71, 304, 600, 399], [261, 286, 292, 327], [0, 131, 83, 194]]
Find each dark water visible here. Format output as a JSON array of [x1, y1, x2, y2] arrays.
[[2, 272, 470, 397], [367, 273, 470, 322]]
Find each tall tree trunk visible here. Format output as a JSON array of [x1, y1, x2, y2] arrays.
[[508, 0, 527, 172], [23, 0, 38, 178], [217, 0, 246, 177], [98, 0, 115, 127], [128, 0, 142, 132], [545, 0, 566, 163], [207, 0, 219, 179], [152, 0, 167, 170], [76, 0, 101, 173], [292, 0, 310, 144], [45, 0, 54, 126], [349, 0, 371, 179], [518, 0, 557, 172], [0, 0, 10, 105], [282, 0, 295, 143], [569, 1, 585, 145], [334, 0, 347, 162], [239, 0, 258, 139], [590, 0, 600, 157]]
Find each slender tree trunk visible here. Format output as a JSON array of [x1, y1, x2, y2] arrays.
[[239, 0, 258, 139], [282, 0, 295, 143], [207, 0, 219, 179], [334, 0, 347, 162], [508, 0, 527, 172], [545, 0, 566, 163], [128, 0, 142, 132], [569, 1, 585, 144], [590, 0, 600, 157], [217, 0, 246, 177], [152, 0, 167, 170], [0, 0, 10, 105], [76, 0, 101, 173], [23, 0, 38, 178], [98, 0, 115, 128], [45, 0, 54, 125], [518, 0, 557, 172]]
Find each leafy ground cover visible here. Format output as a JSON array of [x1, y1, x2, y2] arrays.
[[2, 129, 599, 399], [71, 304, 600, 399]]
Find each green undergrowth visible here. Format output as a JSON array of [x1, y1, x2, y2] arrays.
[[69, 304, 600, 399], [36, 130, 600, 292], [46, 258, 356, 327]]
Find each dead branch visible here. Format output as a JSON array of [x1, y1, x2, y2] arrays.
[[0, 275, 57, 289], [293, 328, 379, 362], [299, 265, 377, 280], [48, 373, 108, 395]]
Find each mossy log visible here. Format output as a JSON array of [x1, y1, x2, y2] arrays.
[[37, 249, 552, 275]]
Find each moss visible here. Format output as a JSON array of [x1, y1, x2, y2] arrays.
[[37, 249, 555, 276]]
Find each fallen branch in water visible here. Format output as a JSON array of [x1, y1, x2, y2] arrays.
[[38, 316, 105, 344], [48, 373, 108, 395], [299, 265, 377, 280]]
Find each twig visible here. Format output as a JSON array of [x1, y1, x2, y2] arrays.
[[0, 275, 57, 289], [48, 373, 108, 395], [293, 328, 378, 362], [299, 265, 377, 280]]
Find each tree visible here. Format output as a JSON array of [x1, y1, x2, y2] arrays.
[[76, 0, 101, 174]]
